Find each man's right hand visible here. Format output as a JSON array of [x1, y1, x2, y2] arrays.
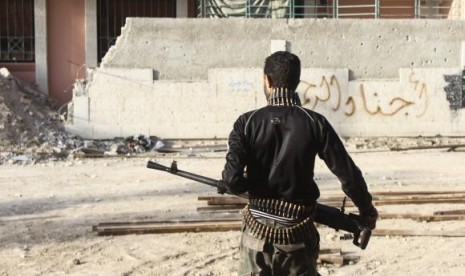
[[359, 205, 378, 230]]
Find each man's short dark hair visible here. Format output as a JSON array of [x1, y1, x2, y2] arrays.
[[264, 51, 301, 91]]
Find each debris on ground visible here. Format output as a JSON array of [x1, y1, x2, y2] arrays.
[[0, 68, 66, 162], [2, 67, 465, 166], [0, 68, 200, 164], [344, 136, 465, 151]]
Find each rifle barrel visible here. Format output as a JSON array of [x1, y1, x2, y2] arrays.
[[175, 170, 219, 188], [147, 161, 219, 188]]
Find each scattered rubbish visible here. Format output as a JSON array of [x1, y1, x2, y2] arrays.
[[154, 140, 165, 150], [10, 155, 33, 162], [72, 258, 82, 265]]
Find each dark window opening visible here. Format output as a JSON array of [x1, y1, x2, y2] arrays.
[[0, 0, 35, 62], [97, 0, 176, 62]]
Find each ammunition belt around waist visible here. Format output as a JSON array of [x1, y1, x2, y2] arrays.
[[248, 197, 315, 221], [243, 198, 316, 244]]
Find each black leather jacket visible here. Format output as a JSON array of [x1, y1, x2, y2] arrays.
[[222, 102, 373, 211]]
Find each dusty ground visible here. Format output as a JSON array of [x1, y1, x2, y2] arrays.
[[1, 149, 465, 276]]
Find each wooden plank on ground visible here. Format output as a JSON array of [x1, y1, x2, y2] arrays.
[[371, 191, 465, 196], [373, 229, 465, 237], [328, 191, 465, 197], [197, 198, 465, 213], [318, 254, 344, 266], [92, 213, 465, 234], [196, 209, 243, 215], [433, 209, 465, 216], [319, 248, 342, 254], [197, 205, 245, 212], [413, 215, 465, 222], [94, 221, 241, 236], [379, 213, 465, 222], [93, 217, 465, 239], [389, 144, 465, 151], [199, 193, 465, 205], [206, 197, 248, 205], [92, 217, 241, 231], [372, 198, 465, 205]]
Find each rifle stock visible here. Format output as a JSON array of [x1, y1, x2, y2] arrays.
[[147, 160, 371, 249]]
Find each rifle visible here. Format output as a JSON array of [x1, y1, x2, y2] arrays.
[[147, 160, 371, 250]]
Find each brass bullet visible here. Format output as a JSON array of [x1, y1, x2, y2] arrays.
[[291, 204, 296, 218], [259, 224, 265, 240], [265, 226, 270, 241], [289, 228, 295, 244], [285, 202, 291, 218], [297, 205, 302, 218]]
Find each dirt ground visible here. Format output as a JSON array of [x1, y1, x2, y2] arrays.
[[1, 149, 465, 276]]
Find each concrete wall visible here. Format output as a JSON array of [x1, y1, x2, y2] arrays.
[[66, 65, 465, 139], [66, 18, 465, 139], [102, 18, 465, 80], [66, 67, 262, 139]]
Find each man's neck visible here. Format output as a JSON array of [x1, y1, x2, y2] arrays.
[[268, 88, 301, 106]]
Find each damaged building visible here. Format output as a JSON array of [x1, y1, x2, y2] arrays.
[[1, 0, 465, 140]]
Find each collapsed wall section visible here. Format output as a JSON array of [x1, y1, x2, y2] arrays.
[[102, 18, 465, 80], [66, 18, 465, 139], [449, 0, 465, 19]]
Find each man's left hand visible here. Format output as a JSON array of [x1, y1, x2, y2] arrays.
[[360, 205, 378, 230]]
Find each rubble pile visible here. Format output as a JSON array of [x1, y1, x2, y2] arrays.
[[0, 70, 79, 162], [0, 68, 71, 162], [0, 68, 164, 165]]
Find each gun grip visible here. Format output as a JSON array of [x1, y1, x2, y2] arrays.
[[352, 227, 371, 250]]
